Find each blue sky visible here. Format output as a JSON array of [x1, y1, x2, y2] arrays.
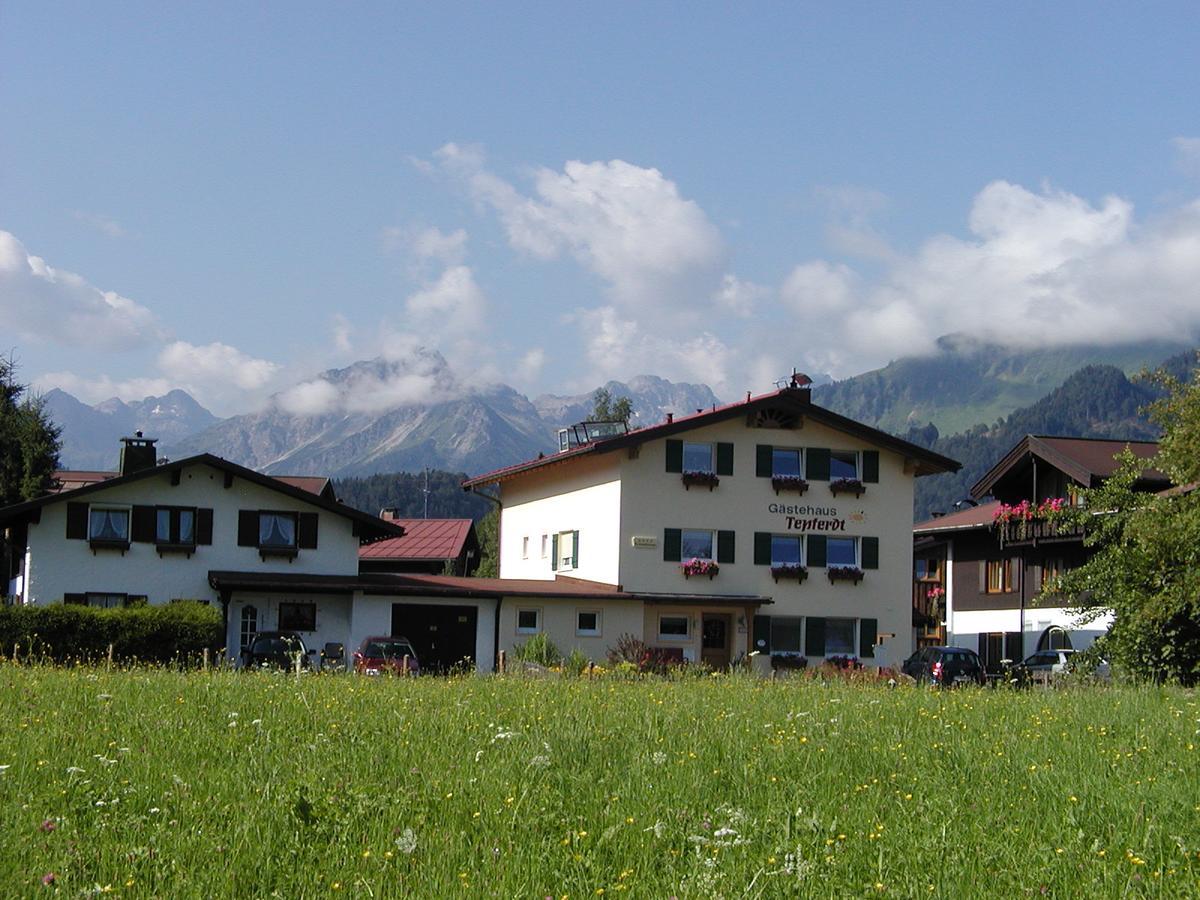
[[2, 2, 1199, 415]]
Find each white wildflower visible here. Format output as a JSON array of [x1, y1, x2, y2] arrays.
[[394, 828, 418, 854], [651, 751, 668, 766], [529, 755, 551, 768]]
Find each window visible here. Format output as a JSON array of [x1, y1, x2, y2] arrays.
[[555, 531, 577, 570], [681, 529, 714, 561], [682, 442, 714, 473], [89, 507, 129, 543], [769, 616, 802, 653], [770, 535, 803, 566], [1041, 558, 1065, 594], [772, 448, 802, 477], [576, 610, 601, 637], [915, 558, 942, 581], [829, 451, 859, 480], [985, 559, 1015, 593], [522, 536, 529, 559], [825, 617, 856, 655], [540, 535, 548, 559], [516, 608, 541, 634], [85, 593, 127, 609], [658, 614, 690, 640], [156, 507, 196, 546], [826, 537, 858, 568], [240, 605, 258, 650], [278, 602, 316, 631], [259, 512, 297, 548]]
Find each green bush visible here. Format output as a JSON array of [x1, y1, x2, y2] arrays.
[[0, 601, 222, 665], [511, 632, 562, 667]]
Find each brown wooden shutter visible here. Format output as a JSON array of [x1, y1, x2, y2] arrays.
[[297, 513, 319, 549], [237, 510, 258, 547], [195, 508, 213, 545], [66, 502, 88, 539], [131, 506, 157, 543]]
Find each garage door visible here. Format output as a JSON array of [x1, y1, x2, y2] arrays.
[[391, 603, 478, 673]]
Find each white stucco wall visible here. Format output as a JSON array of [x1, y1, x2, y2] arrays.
[[499, 596, 643, 664], [23, 461, 362, 607], [228, 592, 353, 665], [351, 595, 498, 673], [497, 454, 622, 584], [950, 607, 1114, 655]]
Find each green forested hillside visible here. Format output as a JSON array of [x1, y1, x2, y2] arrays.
[[813, 336, 1189, 436], [332, 470, 491, 521]]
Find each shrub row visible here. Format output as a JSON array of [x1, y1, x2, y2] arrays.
[[0, 601, 222, 664]]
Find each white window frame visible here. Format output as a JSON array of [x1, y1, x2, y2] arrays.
[[556, 530, 577, 570], [575, 609, 601, 637], [88, 505, 131, 542], [771, 446, 804, 478], [681, 529, 715, 561], [521, 536, 529, 559], [826, 536, 860, 569], [540, 535, 548, 559], [824, 617, 857, 656], [829, 450, 861, 481], [770, 534, 805, 567], [682, 441, 715, 474], [516, 607, 542, 635], [769, 615, 803, 654], [658, 614, 691, 641]]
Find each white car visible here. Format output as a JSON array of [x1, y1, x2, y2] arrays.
[[1015, 649, 1110, 682]]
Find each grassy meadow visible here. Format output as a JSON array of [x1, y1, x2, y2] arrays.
[[2, 667, 1198, 898]]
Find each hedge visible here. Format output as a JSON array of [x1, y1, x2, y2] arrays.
[[0, 601, 223, 665]]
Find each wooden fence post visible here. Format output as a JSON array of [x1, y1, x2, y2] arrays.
[[498, 650, 506, 675], [402, 655, 410, 676], [106, 643, 114, 669], [202, 647, 210, 672]]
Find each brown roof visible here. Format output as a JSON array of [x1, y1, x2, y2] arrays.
[[273, 476, 335, 499], [207, 570, 771, 604], [971, 435, 1164, 499], [464, 386, 960, 488], [50, 470, 118, 492], [913, 500, 1001, 534], [360, 519, 475, 561]]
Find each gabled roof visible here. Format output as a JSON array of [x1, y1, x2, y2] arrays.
[[273, 476, 336, 501], [359, 518, 476, 561], [0, 455, 402, 543], [50, 470, 118, 493], [913, 500, 1001, 535], [971, 435, 1164, 500], [463, 386, 960, 488]]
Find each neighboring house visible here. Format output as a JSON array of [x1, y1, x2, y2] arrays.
[[912, 435, 1167, 672], [464, 378, 959, 670], [359, 516, 480, 576]]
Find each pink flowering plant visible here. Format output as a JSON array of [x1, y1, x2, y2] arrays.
[[770, 563, 808, 582], [770, 475, 809, 494], [681, 558, 719, 578], [827, 565, 865, 583], [681, 470, 720, 490], [829, 477, 865, 497], [992, 496, 1070, 543]]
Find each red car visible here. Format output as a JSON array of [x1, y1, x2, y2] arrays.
[[353, 636, 420, 675]]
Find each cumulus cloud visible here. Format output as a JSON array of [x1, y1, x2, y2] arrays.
[[405, 265, 486, 333], [772, 180, 1200, 377], [0, 230, 162, 350], [515, 347, 546, 383], [33, 371, 174, 405], [158, 341, 280, 392], [433, 144, 727, 308]]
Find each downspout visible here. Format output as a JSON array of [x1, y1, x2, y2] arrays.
[[466, 485, 504, 671]]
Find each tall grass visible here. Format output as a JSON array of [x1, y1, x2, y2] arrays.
[[1, 666, 1197, 896]]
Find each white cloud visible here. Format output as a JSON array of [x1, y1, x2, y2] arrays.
[[405, 265, 487, 333], [33, 371, 173, 405], [434, 145, 726, 308], [158, 341, 280, 392], [0, 230, 163, 350], [71, 210, 126, 239], [713, 275, 766, 317], [276, 378, 341, 417], [516, 347, 546, 383]]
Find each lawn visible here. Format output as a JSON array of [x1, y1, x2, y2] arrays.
[[1, 667, 1198, 897]]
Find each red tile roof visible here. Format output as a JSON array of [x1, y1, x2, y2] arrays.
[[359, 518, 475, 560], [913, 500, 1001, 534], [50, 470, 117, 492]]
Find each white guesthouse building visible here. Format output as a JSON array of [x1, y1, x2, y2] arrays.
[[464, 380, 959, 670]]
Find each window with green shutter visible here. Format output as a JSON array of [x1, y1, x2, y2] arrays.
[[805, 617, 826, 656], [753, 532, 772, 565], [862, 536, 879, 570], [862, 450, 879, 483], [807, 448, 830, 481], [755, 445, 773, 478], [859, 618, 877, 658], [663, 528, 682, 562], [665, 440, 683, 473], [807, 534, 827, 567], [715, 443, 734, 476], [716, 530, 735, 564]]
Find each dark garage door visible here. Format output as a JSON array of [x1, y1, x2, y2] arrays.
[[391, 603, 478, 673]]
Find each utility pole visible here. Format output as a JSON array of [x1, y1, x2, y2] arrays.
[[423, 467, 430, 519]]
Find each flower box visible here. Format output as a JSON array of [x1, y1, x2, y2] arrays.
[[770, 564, 808, 583], [827, 566, 864, 584], [770, 475, 809, 495], [681, 558, 719, 579], [829, 477, 865, 497], [770, 654, 808, 671], [681, 471, 720, 490]]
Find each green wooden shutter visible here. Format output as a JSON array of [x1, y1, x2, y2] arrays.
[[859, 618, 877, 658], [717, 530, 735, 564], [663, 528, 681, 562], [237, 510, 258, 547], [297, 513, 319, 549], [756, 444, 773, 478], [805, 617, 826, 656], [753, 615, 772, 652], [131, 506, 157, 543], [551, 533, 559, 570], [195, 508, 213, 545], [807, 448, 830, 481], [716, 443, 734, 476], [862, 451, 879, 483], [754, 532, 772, 565], [665, 440, 683, 473], [807, 534, 827, 568], [978, 633, 988, 660], [572, 530, 580, 568], [66, 502, 88, 539], [861, 537, 879, 570]]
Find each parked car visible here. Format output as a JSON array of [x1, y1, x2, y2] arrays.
[[241, 631, 315, 670], [353, 636, 420, 676], [902, 646, 986, 686], [1012, 649, 1111, 684]]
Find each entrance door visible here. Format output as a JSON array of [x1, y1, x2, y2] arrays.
[[701, 614, 732, 669], [391, 604, 478, 673]]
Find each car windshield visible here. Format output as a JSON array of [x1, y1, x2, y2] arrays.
[[255, 637, 302, 654], [364, 641, 415, 658]]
